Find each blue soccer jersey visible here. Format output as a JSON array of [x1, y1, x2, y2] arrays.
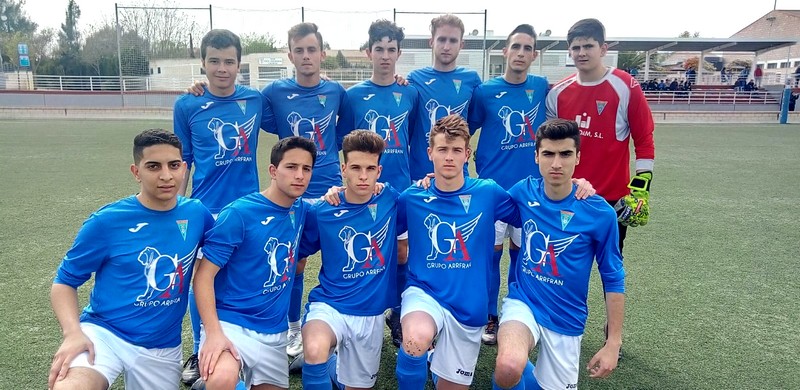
[[261, 79, 350, 197], [201, 192, 308, 334], [54, 196, 214, 349], [469, 75, 549, 189], [337, 81, 419, 191], [398, 177, 519, 326], [300, 186, 403, 316], [507, 178, 625, 336], [173, 85, 264, 214], [407, 67, 482, 180]]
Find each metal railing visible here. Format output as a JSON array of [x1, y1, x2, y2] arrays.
[[644, 90, 778, 105]]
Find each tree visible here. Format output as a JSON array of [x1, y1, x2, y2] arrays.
[[683, 56, 716, 72], [83, 24, 118, 76], [678, 31, 701, 38], [0, 28, 54, 72], [57, 0, 82, 75], [336, 50, 349, 68], [117, 1, 206, 59], [617, 51, 668, 72], [241, 33, 277, 55], [0, 0, 37, 34]]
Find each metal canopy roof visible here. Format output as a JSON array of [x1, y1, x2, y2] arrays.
[[402, 36, 798, 54]]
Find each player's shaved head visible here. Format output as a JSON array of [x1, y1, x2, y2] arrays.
[[342, 130, 385, 162], [270, 136, 317, 167], [429, 114, 470, 147], [133, 129, 182, 164], [567, 18, 605, 46], [535, 119, 581, 152]]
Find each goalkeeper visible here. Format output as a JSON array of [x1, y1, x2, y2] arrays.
[[544, 18, 655, 361]]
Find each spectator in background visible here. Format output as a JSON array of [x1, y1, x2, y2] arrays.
[[794, 65, 800, 87], [754, 66, 763, 88], [721, 67, 728, 83]]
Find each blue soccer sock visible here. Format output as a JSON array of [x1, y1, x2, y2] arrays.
[[327, 354, 344, 390], [188, 287, 201, 354], [522, 360, 541, 390], [396, 348, 428, 390], [302, 361, 331, 390], [508, 247, 520, 284], [289, 272, 304, 322], [396, 263, 408, 307], [489, 249, 503, 317]]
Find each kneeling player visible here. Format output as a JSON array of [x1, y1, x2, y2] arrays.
[[48, 129, 214, 390]]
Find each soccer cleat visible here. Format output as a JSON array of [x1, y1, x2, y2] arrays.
[[289, 351, 305, 374], [384, 309, 403, 348], [287, 329, 303, 357], [181, 353, 201, 385], [481, 315, 499, 345]]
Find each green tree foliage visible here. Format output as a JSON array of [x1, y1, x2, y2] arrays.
[[56, 0, 82, 75], [241, 33, 277, 55], [336, 50, 349, 68], [0, 0, 37, 34], [678, 31, 701, 38]]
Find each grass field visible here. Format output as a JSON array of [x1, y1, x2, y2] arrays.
[[1, 119, 799, 389]]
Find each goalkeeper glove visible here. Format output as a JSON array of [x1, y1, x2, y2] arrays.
[[614, 172, 652, 227]]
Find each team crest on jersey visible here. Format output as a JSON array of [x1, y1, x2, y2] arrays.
[[364, 110, 408, 148], [424, 99, 469, 138], [338, 218, 391, 272], [596, 101, 608, 115], [176, 220, 188, 240], [498, 104, 539, 145], [236, 100, 247, 115], [318, 94, 327, 107], [287, 110, 334, 150], [521, 220, 578, 278], [207, 114, 257, 160], [135, 246, 196, 303], [453, 79, 462, 94], [560, 211, 574, 230], [630, 77, 640, 89], [459, 195, 472, 213], [263, 236, 297, 289], [424, 213, 482, 261], [525, 89, 534, 103], [368, 203, 378, 221], [393, 92, 403, 106]]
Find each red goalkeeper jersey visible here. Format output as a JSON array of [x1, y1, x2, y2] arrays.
[[546, 68, 655, 201]]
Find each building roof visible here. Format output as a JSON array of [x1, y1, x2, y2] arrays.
[[402, 35, 798, 55]]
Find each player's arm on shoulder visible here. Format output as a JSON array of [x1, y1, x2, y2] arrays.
[[48, 282, 95, 388]]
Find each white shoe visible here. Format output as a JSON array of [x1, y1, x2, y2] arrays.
[[287, 329, 303, 357]]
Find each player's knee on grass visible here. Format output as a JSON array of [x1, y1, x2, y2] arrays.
[[400, 313, 436, 356], [301, 321, 336, 364], [52, 367, 108, 390], [296, 257, 308, 274], [204, 352, 241, 390]]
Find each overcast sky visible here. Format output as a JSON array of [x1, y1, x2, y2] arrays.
[[20, 0, 800, 48]]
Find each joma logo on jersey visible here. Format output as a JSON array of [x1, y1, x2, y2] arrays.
[[424, 99, 468, 139], [424, 213, 482, 261], [207, 114, 257, 160], [364, 110, 408, 148], [135, 246, 196, 303], [498, 104, 539, 145], [522, 220, 578, 278], [263, 237, 296, 290], [338, 218, 391, 272], [287, 111, 334, 150]]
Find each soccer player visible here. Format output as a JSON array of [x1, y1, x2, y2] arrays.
[[192, 137, 315, 390], [467, 23, 549, 345], [387, 13, 483, 348], [299, 130, 403, 390], [173, 29, 265, 384], [336, 19, 418, 348], [545, 18, 654, 356], [395, 114, 519, 390], [48, 129, 214, 390], [493, 118, 625, 390], [546, 18, 655, 252], [260, 23, 352, 355]]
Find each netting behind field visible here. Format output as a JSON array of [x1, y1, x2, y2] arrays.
[[116, 5, 211, 90]]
